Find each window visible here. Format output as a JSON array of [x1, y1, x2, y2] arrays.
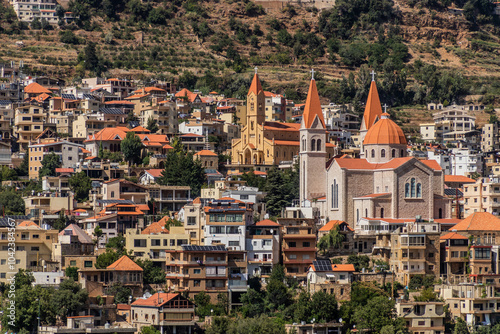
[[70, 260, 77, 266], [134, 239, 146, 247], [193, 269, 201, 274], [371, 149, 375, 158], [303, 242, 310, 247], [316, 139, 321, 151], [303, 254, 310, 260], [332, 180, 338, 209], [311, 139, 316, 151], [31, 247, 39, 251], [405, 178, 422, 198], [392, 149, 396, 158], [381, 149, 385, 158], [240, 194, 249, 200], [187, 217, 196, 226], [151, 239, 161, 246], [289, 255, 297, 259], [0, 259, 5, 265], [110, 191, 115, 198], [228, 241, 239, 247], [475, 248, 491, 259], [84, 261, 93, 268]]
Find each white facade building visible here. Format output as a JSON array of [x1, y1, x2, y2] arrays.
[[427, 148, 482, 176], [10, 0, 58, 23]]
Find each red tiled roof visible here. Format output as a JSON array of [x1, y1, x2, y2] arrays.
[[131, 293, 179, 307], [444, 175, 476, 183], [356, 193, 391, 199], [24, 82, 51, 94], [450, 212, 500, 231], [333, 156, 441, 171], [302, 79, 326, 129], [107, 255, 143, 271], [104, 100, 135, 105], [440, 232, 468, 240], [131, 126, 150, 133], [319, 220, 353, 232], [145, 169, 163, 178], [125, 93, 149, 100], [331, 264, 355, 272], [56, 168, 74, 173], [133, 87, 166, 94], [18, 221, 40, 228], [117, 304, 131, 310], [421, 160, 442, 171], [194, 150, 217, 156], [142, 221, 169, 235], [253, 219, 280, 226], [80, 148, 91, 154], [274, 140, 300, 146]]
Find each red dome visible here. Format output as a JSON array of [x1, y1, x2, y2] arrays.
[[363, 116, 407, 145]]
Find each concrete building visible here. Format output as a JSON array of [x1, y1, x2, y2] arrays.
[[395, 300, 446, 334], [139, 102, 178, 135], [13, 104, 47, 149], [28, 140, 84, 179], [463, 178, 500, 216], [307, 260, 355, 301], [246, 219, 280, 278], [482, 122, 499, 153], [10, 0, 58, 23]]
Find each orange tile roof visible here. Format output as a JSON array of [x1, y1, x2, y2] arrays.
[[421, 160, 442, 171], [253, 219, 280, 226], [175, 88, 199, 103], [80, 148, 91, 154], [145, 169, 164, 178], [319, 220, 353, 232], [107, 255, 143, 271], [85, 127, 129, 142], [131, 293, 179, 307], [24, 82, 51, 94], [363, 114, 407, 145], [362, 80, 383, 130], [133, 87, 166, 94], [444, 175, 476, 183], [55, 168, 74, 173], [142, 221, 169, 235], [35, 93, 51, 102], [194, 150, 217, 156], [137, 204, 150, 212], [333, 156, 441, 172], [274, 140, 300, 146], [302, 79, 326, 129], [163, 144, 174, 150], [248, 73, 263, 96], [125, 93, 150, 100], [356, 193, 391, 198], [104, 100, 135, 105], [117, 304, 131, 310], [18, 221, 40, 228], [440, 232, 468, 240], [450, 212, 500, 231], [131, 126, 150, 133], [331, 264, 355, 272], [74, 209, 87, 213]]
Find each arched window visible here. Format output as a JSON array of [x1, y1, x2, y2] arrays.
[[381, 208, 384, 218], [392, 149, 396, 158], [371, 149, 375, 158], [381, 149, 386, 158], [111, 191, 115, 198], [302, 139, 306, 151], [405, 183, 410, 197], [493, 234, 496, 245], [416, 183, 422, 198], [317, 139, 321, 151], [365, 208, 368, 218], [311, 139, 316, 151], [401, 149, 404, 157], [405, 178, 422, 198], [438, 208, 442, 219], [365, 150, 367, 157], [333, 180, 338, 209], [331, 184, 334, 208], [356, 209, 359, 222], [267, 150, 269, 157]]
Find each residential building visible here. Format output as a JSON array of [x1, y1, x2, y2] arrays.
[[278, 216, 317, 281], [125, 225, 189, 270], [102, 179, 149, 205], [147, 185, 191, 212], [72, 114, 119, 139], [52, 223, 93, 268], [395, 301, 446, 334], [139, 169, 163, 185], [463, 178, 500, 215], [317, 220, 354, 255], [307, 260, 355, 301], [38, 316, 137, 334], [78, 255, 143, 298], [482, 122, 499, 153], [0, 221, 59, 283], [193, 150, 218, 169], [246, 219, 280, 278], [13, 104, 47, 149], [92, 78, 136, 99], [182, 198, 205, 245], [440, 232, 469, 284], [203, 198, 253, 250], [165, 245, 228, 303], [139, 102, 178, 135], [131, 293, 196, 333], [28, 140, 84, 179], [24, 194, 75, 223], [322, 104, 359, 146]]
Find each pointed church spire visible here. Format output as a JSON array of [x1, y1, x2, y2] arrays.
[[361, 76, 383, 131], [302, 73, 325, 129], [248, 70, 263, 96]]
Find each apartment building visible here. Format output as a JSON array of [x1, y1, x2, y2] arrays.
[[389, 222, 440, 286], [440, 232, 469, 284], [92, 78, 136, 99], [130, 293, 196, 333], [103, 179, 149, 205], [0, 221, 59, 283], [0, 101, 14, 143], [278, 217, 317, 281], [182, 198, 205, 245], [125, 226, 189, 270], [139, 103, 178, 135], [438, 283, 500, 326], [72, 114, 119, 139], [420, 121, 451, 143], [427, 148, 482, 177], [322, 104, 359, 145], [28, 140, 84, 179], [52, 224, 93, 267], [10, 0, 58, 23], [203, 198, 253, 250], [24, 194, 75, 223], [482, 123, 499, 153], [307, 260, 355, 301], [13, 104, 47, 149], [395, 301, 446, 334], [147, 185, 191, 212], [463, 178, 500, 216], [165, 245, 228, 303], [78, 255, 143, 298], [246, 219, 280, 278]]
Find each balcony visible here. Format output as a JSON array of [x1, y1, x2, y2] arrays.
[[228, 280, 248, 288], [283, 247, 316, 252]]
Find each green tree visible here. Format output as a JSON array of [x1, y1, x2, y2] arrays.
[[15, 152, 29, 176], [146, 116, 159, 133], [80, 42, 103, 75], [108, 283, 131, 304], [266, 265, 291, 310], [140, 326, 161, 334], [69, 171, 92, 202], [65, 267, 79, 281], [106, 235, 126, 254], [95, 250, 120, 269], [453, 318, 470, 334], [317, 224, 345, 254], [51, 279, 88, 321], [264, 164, 299, 217], [39, 152, 61, 178], [53, 209, 68, 231], [353, 296, 395, 332], [413, 288, 438, 302], [135, 259, 166, 284], [227, 315, 286, 334], [240, 169, 266, 190], [347, 254, 370, 271], [310, 290, 338, 322], [159, 148, 206, 197], [0, 188, 25, 215], [240, 288, 266, 318], [121, 132, 143, 166]]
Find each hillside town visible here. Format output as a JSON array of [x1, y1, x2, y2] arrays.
[[2, 61, 500, 334]]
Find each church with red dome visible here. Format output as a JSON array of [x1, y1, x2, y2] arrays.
[[299, 75, 452, 253]]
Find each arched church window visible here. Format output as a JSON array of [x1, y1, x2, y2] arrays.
[[302, 139, 306, 151], [405, 183, 410, 197], [251, 121, 254, 130], [371, 150, 375, 158], [317, 139, 321, 151], [411, 178, 416, 197], [356, 209, 359, 222], [401, 149, 404, 157], [311, 139, 316, 151], [405, 177, 422, 198], [381, 208, 384, 218], [267, 150, 269, 158], [365, 208, 368, 218], [416, 183, 422, 198], [332, 180, 338, 209], [392, 149, 396, 158], [381, 149, 386, 158], [439, 208, 443, 219]]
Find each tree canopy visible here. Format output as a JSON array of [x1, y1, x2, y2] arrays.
[[39, 152, 61, 178], [0, 188, 25, 215], [121, 131, 143, 165], [69, 171, 92, 202]]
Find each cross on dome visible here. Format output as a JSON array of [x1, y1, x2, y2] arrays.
[[383, 103, 388, 113], [370, 70, 376, 81], [311, 68, 315, 80], [254, 66, 258, 74]]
